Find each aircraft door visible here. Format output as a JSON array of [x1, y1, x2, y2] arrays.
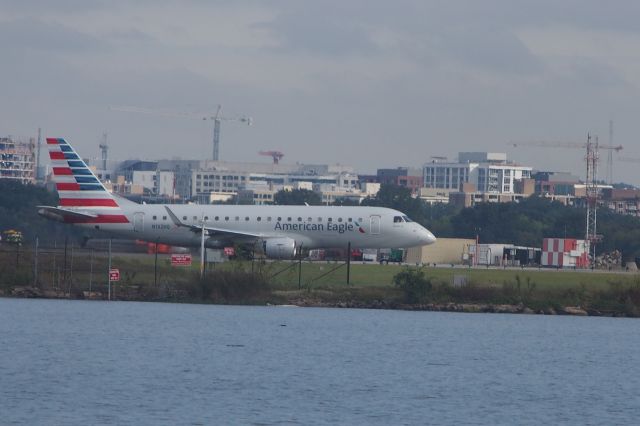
[[133, 212, 144, 232], [370, 215, 381, 235]]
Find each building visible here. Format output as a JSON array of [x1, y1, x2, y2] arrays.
[[417, 188, 453, 204], [449, 192, 530, 209], [376, 167, 423, 193], [191, 160, 361, 204], [533, 171, 580, 196], [423, 152, 532, 194], [601, 188, 640, 216], [406, 238, 475, 265], [0, 137, 35, 184], [467, 243, 541, 266]]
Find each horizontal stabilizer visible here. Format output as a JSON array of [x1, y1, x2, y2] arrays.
[[37, 205, 98, 222]]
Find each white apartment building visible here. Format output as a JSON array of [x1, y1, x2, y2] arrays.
[[423, 152, 532, 194], [191, 160, 360, 202], [131, 170, 176, 197]]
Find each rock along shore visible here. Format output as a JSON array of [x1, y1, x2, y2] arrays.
[[2, 286, 626, 318]]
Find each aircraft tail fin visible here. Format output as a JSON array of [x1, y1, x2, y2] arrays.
[[46, 138, 129, 224]]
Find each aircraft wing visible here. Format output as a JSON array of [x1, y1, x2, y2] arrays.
[[164, 206, 262, 238], [37, 206, 98, 222]]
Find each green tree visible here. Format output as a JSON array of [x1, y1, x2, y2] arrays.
[[0, 180, 84, 245], [393, 268, 432, 303], [273, 189, 322, 205]]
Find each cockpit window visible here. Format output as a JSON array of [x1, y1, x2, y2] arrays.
[[402, 215, 413, 222], [393, 216, 403, 223]]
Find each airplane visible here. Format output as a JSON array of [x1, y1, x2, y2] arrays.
[[38, 138, 436, 259]]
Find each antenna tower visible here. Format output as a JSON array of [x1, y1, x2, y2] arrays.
[[585, 134, 600, 266]]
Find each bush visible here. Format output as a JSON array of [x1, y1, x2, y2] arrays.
[[393, 268, 432, 304], [184, 269, 271, 303]]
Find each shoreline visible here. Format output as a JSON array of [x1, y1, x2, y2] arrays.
[[2, 287, 628, 317]]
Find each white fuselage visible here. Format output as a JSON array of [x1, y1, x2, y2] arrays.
[[41, 137, 436, 253], [80, 204, 436, 250]]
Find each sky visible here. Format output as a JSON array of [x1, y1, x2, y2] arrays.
[[2, 0, 640, 184]]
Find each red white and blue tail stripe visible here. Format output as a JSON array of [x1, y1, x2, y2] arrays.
[[47, 138, 129, 224]]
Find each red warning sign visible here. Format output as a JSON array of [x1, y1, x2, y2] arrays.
[[171, 254, 192, 266], [109, 269, 120, 281]]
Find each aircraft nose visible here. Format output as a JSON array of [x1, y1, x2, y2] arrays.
[[420, 228, 437, 245]]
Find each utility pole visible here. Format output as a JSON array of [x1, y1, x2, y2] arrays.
[[200, 219, 206, 279], [607, 120, 614, 184], [108, 238, 112, 301], [36, 128, 42, 183], [154, 239, 159, 288], [33, 236, 39, 287], [99, 133, 108, 171], [346, 242, 351, 285]]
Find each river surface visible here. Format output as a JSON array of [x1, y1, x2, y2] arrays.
[[1, 298, 639, 425]]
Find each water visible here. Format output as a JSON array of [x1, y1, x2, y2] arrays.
[[1, 299, 639, 425]]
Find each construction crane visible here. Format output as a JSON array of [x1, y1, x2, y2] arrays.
[[511, 135, 624, 267], [259, 150, 284, 164], [110, 105, 252, 161]]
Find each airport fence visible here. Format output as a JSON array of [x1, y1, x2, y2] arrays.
[[0, 238, 364, 300], [0, 239, 201, 300]]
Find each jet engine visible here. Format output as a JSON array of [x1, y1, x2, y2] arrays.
[[264, 237, 297, 259]]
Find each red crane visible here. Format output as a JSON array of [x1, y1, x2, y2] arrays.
[[259, 150, 284, 164]]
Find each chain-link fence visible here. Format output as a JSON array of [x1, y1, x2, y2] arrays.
[[0, 239, 202, 300]]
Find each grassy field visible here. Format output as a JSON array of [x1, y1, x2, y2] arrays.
[[227, 260, 639, 291], [2, 249, 640, 316], [6, 249, 634, 291]]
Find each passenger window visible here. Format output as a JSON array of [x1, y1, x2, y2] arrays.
[[348, 218, 352, 222], [267, 217, 272, 222], [224, 216, 229, 221], [338, 218, 343, 222], [328, 218, 332, 222], [308, 217, 312, 222], [162, 216, 167, 220], [193, 216, 197, 221], [215, 216, 219, 221], [235, 216, 239, 221], [152, 216, 157, 220], [182, 216, 187, 220], [287, 217, 292, 222], [245, 217, 249, 221], [317, 217, 322, 222], [297, 217, 302, 222], [358, 217, 363, 222], [277, 217, 282, 221], [204, 216, 209, 221], [257, 217, 262, 221]]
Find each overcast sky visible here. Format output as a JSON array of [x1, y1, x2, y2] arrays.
[[2, 0, 640, 184]]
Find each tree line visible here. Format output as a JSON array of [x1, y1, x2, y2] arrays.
[[360, 184, 640, 260], [272, 185, 640, 260], [2, 181, 639, 260]]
